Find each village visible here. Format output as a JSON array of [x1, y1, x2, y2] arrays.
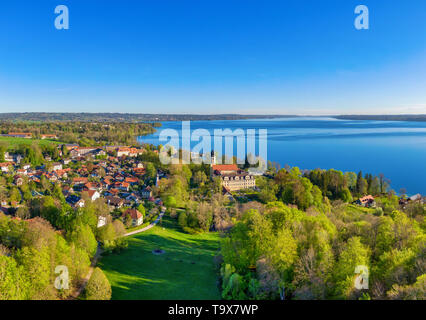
[[0, 140, 167, 228], [0, 133, 265, 231]]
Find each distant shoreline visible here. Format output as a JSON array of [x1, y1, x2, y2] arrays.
[[1, 112, 426, 122], [333, 114, 426, 122]]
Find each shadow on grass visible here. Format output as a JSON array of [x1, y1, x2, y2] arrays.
[[99, 216, 221, 300]]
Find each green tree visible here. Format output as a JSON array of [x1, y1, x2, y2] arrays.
[[164, 195, 177, 208], [333, 237, 370, 299], [0, 255, 28, 300], [97, 223, 116, 245], [67, 223, 98, 258], [84, 267, 112, 300], [136, 204, 146, 217], [266, 228, 298, 299]]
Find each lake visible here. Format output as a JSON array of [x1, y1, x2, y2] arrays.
[[138, 117, 426, 195]]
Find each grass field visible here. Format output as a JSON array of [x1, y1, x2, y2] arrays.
[[0, 136, 61, 149], [99, 216, 222, 300]]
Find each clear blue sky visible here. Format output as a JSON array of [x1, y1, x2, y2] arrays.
[[0, 0, 425, 114]]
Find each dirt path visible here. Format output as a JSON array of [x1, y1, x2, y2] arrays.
[[70, 245, 104, 299], [124, 211, 165, 237]]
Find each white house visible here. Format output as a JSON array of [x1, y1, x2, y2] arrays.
[[123, 208, 143, 226], [87, 190, 100, 201], [0, 163, 11, 173], [51, 163, 63, 171], [97, 215, 107, 228]]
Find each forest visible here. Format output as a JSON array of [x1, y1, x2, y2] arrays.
[[153, 163, 425, 300]]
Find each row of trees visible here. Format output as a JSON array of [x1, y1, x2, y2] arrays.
[[0, 121, 156, 146], [255, 167, 392, 211]]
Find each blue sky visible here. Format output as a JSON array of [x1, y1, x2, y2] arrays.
[[0, 0, 425, 114]]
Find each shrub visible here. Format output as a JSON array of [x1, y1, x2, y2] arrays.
[[84, 267, 112, 300]]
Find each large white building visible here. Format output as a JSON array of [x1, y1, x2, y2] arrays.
[[211, 164, 256, 191]]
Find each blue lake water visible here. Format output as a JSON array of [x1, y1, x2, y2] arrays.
[[138, 117, 426, 195]]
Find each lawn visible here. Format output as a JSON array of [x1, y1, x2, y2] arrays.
[[0, 136, 61, 149], [99, 216, 222, 300]]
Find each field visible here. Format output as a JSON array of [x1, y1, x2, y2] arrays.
[[0, 136, 61, 149], [99, 216, 222, 300]]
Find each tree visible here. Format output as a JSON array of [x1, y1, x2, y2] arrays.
[[97, 223, 116, 245], [345, 172, 357, 191], [266, 228, 298, 299], [221, 209, 273, 272], [8, 187, 21, 204], [112, 219, 126, 237], [84, 267, 112, 300], [356, 171, 368, 196], [123, 213, 133, 228], [136, 204, 146, 217], [196, 202, 213, 231], [340, 187, 353, 203], [333, 237, 370, 299], [16, 206, 30, 220], [164, 195, 177, 208], [387, 274, 426, 300], [145, 162, 157, 180], [52, 183, 65, 203], [193, 171, 207, 186], [15, 246, 55, 299], [0, 255, 28, 300], [379, 173, 389, 194], [178, 212, 187, 229], [67, 223, 98, 258]]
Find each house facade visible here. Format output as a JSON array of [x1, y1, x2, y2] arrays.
[[123, 208, 143, 226]]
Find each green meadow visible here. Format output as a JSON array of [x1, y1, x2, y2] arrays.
[[0, 136, 61, 149], [99, 216, 221, 300]]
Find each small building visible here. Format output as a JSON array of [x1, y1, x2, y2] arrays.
[[4, 152, 23, 164], [355, 195, 376, 208], [0, 162, 12, 173], [141, 186, 153, 199], [86, 190, 100, 201], [72, 177, 89, 185], [93, 148, 106, 157], [51, 163, 63, 171], [14, 175, 24, 186], [5, 132, 32, 139], [123, 208, 144, 226], [66, 195, 85, 208], [409, 193, 422, 202], [125, 177, 139, 185], [105, 196, 124, 209], [41, 134, 58, 140]]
